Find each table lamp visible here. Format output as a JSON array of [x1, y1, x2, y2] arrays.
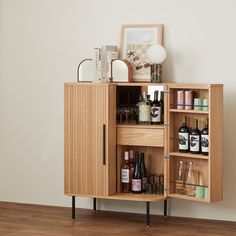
[[146, 44, 167, 82]]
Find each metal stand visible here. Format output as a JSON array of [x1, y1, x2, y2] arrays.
[[164, 199, 167, 217], [146, 201, 150, 227], [93, 198, 97, 211], [72, 196, 75, 220]]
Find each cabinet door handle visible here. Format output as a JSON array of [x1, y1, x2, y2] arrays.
[[102, 124, 106, 165]]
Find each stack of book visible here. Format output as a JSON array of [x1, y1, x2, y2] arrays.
[[93, 45, 118, 83]]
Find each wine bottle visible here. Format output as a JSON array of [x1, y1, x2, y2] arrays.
[[201, 118, 209, 155], [138, 91, 151, 124], [129, 150, 135, 177], [178, 116, 189, 153], [159, 91, 164, 123], [121, 151, 131, 193], [140, 153, 147, 193], [132, 154, 142, 194], [184, 162, 196, 196], [176, 160, 185, 194], [135, 95, 143, 124], [190, 119, 201, 154], [151, 90, 161, 124]]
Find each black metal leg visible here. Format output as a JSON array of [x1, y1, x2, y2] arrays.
[[93, 198, 97, 211], [146, 201, 150, 227], [72, 196, 75, 220], [164, 199, 167, 217]]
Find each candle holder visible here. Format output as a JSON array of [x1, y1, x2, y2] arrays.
[[150, 64, 162, 83], [146, 44, 166, 83]]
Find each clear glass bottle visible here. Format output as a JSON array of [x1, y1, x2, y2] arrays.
[[184, 161, 196, 196], [138, 91, 151, 124], [151, 90, 161, 124], [176, 160, 185, 194], [121, 151, 131, 193]]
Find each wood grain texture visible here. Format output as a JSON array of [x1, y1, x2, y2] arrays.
[[64, 83, 116, 197], [209, 85, 223, 202], [1, 202, 235, 236], [117, 126, 164, 147]]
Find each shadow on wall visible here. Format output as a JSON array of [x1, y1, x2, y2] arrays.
[[222, 89, 236, 208]]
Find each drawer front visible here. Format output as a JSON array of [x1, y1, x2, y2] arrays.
[[117, 127, 164, 147]]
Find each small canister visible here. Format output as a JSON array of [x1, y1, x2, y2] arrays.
[[184, 90, 193, 110], [177, 90, 184, 109], [194, 98, 203, 110], [202, 98, 208, 111]]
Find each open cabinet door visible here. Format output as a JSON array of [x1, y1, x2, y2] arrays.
[[64, 83, 116, 197], [166, 83, 223, 203]]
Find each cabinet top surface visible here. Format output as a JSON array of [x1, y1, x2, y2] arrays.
[[64, 82, 223, 88]]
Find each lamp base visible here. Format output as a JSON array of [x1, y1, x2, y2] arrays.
[[150, 64, 162, 83]]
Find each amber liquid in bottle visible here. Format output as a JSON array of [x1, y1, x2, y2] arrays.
[[176, 160, 185, 194], [185, 161, 196, 196]]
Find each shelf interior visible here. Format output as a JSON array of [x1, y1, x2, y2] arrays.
[[169, 156, 209, 199], [116, 145, 164, 194]]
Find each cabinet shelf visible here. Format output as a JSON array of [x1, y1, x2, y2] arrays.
[[68, 193, 166, 202], [169, 152, 209, 160], [109, 193, 166, 202], [169, 109, 209, 114], [170, 181, 208, 188], [168, 193, 209, 203]]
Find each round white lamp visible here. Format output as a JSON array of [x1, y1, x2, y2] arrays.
[[146, 44, 167, 82]]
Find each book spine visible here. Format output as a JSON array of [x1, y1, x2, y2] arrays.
[[101, 46, 118, 83], [93, 47, 101, 82]]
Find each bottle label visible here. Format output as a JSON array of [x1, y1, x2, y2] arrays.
[[185, 184, 196, 196], [151, 107, 161, 122], [132, 179, 142, 191], [121, 169, 130, 183], [190, 134, 200, 152], [201, 134, 209, 153], [139, 105, 151, 122], [178, 132, 189, 150], [176, 180, 185, 194], [142, 177, 147, 191]]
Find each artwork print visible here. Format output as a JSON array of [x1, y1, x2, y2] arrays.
[[120, 25, 163, 82]]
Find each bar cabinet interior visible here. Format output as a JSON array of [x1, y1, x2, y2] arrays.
[[64, 82, 223, 223]]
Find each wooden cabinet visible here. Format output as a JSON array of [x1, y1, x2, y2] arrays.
[[64, 83, 116, 196], [64, 82, 223, 206]]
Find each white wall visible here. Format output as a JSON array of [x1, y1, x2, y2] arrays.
[[0, 0, 235, 221]]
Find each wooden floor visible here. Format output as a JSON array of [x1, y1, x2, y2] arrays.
[[0, 202, 235, 236]]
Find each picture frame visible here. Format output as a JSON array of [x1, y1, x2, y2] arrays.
[[120, 24, 163, 82]]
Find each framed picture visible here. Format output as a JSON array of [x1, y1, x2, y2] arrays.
[[120, 24, 163, 82]]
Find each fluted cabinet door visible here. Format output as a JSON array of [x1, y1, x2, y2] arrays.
[[64, 83, 116, 197]]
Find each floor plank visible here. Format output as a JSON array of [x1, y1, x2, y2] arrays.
[[0, 201, 235, 236]]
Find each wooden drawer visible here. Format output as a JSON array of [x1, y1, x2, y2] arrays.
[[117, 125, 164, 147]]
